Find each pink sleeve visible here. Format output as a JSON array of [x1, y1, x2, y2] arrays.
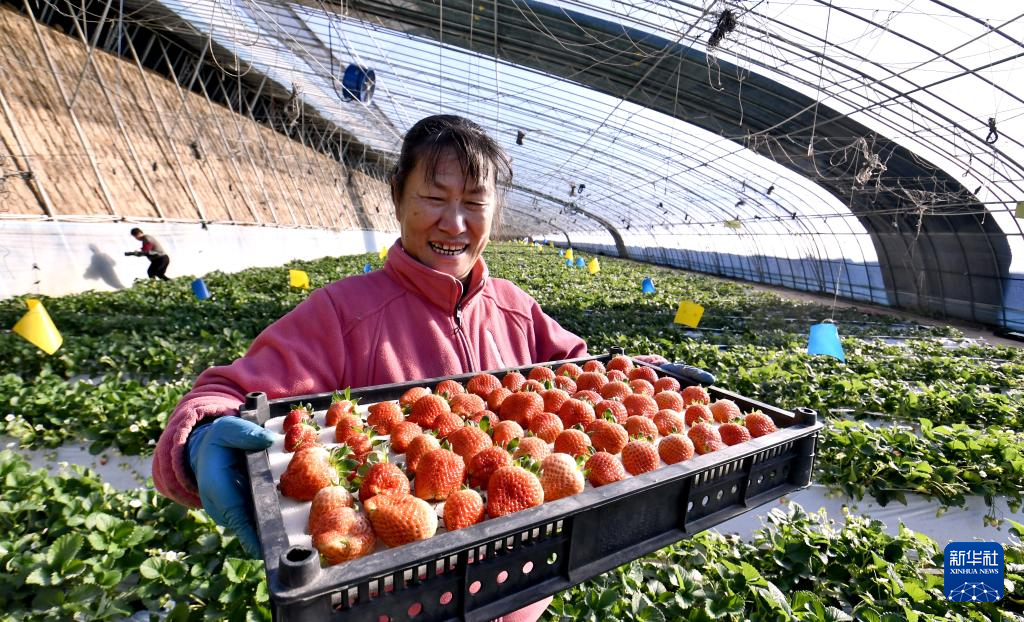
[[152, 288, 346, 507], [529, 299, 588, 363]]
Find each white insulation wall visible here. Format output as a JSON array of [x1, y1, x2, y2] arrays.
[[0, 221, 399, 299]]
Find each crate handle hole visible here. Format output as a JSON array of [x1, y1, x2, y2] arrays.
[[497, 570, 509, 584], [522, 561, 534, 574], [469, 581, 482, 595], [439, 592, 453, 606], [407, 602, 422, 618], [547, 553, 558, 565]]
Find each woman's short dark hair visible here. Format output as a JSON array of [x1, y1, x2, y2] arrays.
[[130, 227, 143, 236], [391, 115, 512, 214]]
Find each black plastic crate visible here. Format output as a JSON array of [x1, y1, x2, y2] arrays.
[[243, 350, 822, 621]]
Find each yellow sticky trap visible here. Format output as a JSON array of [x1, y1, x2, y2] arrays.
[[673, 300, 704, 328], [1016, 201, 1024, 218], [565, 249, 574, 261], [289, 269, 310, 289], [379, 245, 388, 260], [13, 299, 63, 354], [587, 258, 600, 274]]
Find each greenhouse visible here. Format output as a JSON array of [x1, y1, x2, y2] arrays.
[[1, 0, 1022, 620]]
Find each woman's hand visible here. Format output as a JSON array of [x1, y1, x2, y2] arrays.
[[187, 416, 276, 557], [633, 353, 669, 366]]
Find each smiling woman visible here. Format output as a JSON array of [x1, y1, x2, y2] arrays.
[[151, 115, 585, 622]]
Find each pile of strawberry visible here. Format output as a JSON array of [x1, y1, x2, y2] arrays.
[[271, 355, 779, 567]]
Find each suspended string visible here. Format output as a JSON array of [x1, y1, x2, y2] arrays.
[[807, 0, 834, 158]]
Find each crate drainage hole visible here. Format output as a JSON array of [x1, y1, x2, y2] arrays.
[[469, 581, 481, 594], [716, 490, 724, 500], [439, 592, 453, 605], [547, 553, 558, 565], [730, 484, 737, 494], [286, 548, 313, 563], [701, 495, 709, 507], [407, 602, 422, 618], [497, 570, 509, 584], [522, 561, 534, 574]]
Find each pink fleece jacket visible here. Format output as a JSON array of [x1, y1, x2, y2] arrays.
[[152, 241, 587, 507]]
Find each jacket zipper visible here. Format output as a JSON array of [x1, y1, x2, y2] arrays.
[[453, 304, 476, 373]]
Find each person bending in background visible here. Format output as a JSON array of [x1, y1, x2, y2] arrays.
[[151, 114, 707, 622], [126, 227, 170, 280]]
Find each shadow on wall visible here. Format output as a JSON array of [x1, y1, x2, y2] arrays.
[[83, 244, 125, 290]]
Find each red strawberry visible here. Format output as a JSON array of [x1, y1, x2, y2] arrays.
[[433, 411, 465, 439], [628, 379, 655, 397], [710, 399, 742, 424], [622, 394, 658, 419], [574, 371, 607, 392], [552, 375, 577, 393], [279, 446, 344, 501], [408, 394, 451, 429], [467, 409, 500, 428], [311, 506, 375, 565], [491, 420, 524, 449], [745, 411, 778, 438], [283, 404, 313, 434], [719, 422, 751, 446], [486, 387, 512, 412], [449, 393, 486, 418], [599, 380, 632, 401], [501, 371, 526, 392], [358, 461, 411, 502], [326, 389, 359, 427], [529, 412, 564, 443], [413, 448, 465, 501], [621, 439, 659, 475], [682, 385, 711, 406], [343, 430, 374, 457], [443, 488, 485, 531], [468, 445, 513, 489], [585, 451, 627, 487], [467, 373, 502, 398], [284, 421, 320, 453], [606, 369, 628, 383], [555, 363, 584, 379], [399, 386, 431, 408], [389, 421, 423, 454], [365, 493, 437, 547], [540, 453, 584, 501], [487, 465, 544, 518], [652, 409, 685, 436], [628, 366, 659, 385], [541, 388, 571, 414], [684, 403, 713, 427], [658, 434, 695, 464], [512, 436, 551, 462], [582, 359, 606, 374], [435, 379, 465, 400], [521, 379, 545, 392], [499, 391, 544, 428], [527, 366, 556, 382], [594, 399, 628, 424], [448, 425, 492, 463], [653, 376, 681, 393], [572, 390, 602, 406], [687, 422, 724, 455], [654, 390, 684, 412], [587, 419, 628, 454], [624, 415, 659, 439], [405, 434, 441, 473], [553, 428, 592, 457], [307, 485, 354, 535], [366, 401, 404, 434], [334, 413, 363, 444], [558, 398, 596, 429], [607, 354, 634, 373]]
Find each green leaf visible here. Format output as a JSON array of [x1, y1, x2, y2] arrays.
[[48, 533, 83, 570]]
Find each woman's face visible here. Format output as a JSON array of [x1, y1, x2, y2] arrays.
[[395, 151, 496, 281]]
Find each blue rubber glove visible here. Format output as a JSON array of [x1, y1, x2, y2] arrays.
[[660, 363, 717, 386], [187, 416, 276, 557]]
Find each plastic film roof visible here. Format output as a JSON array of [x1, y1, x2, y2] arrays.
[[135, 0, 1024, 328]]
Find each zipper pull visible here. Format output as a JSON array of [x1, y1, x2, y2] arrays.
[[454, 306, 462, 328]]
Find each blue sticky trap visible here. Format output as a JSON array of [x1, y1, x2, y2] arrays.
[[191, 278, 211, 301], [641, 277, 656, 294], [363, 263, 372, 273], [808, 322, 845, 362], [575, 257, 585, 268]]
